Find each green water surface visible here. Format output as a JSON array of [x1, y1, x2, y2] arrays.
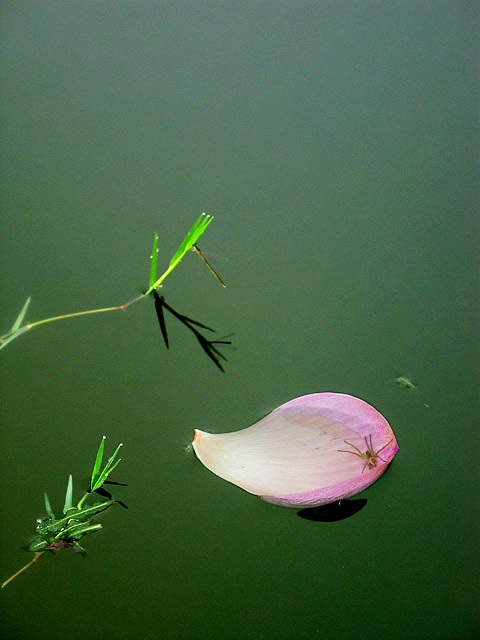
[[1, 3, 478, 639]]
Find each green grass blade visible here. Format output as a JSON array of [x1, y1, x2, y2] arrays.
[[0, 325, 31, 351], [71, 541, 87, 556], [75, 499, 113, 519], [25, 537, 49, 553], [94, 443, 123, 490], [168, 214, 213, 267], [103, 456, 121, 478], [44, 492, 55, 519], [70, 523, 103, 539], [63, 475, 73, 514], [91, 436, 106, 491], [149, 232, 158, 288], [148, 215, 215, 292], [168, 213, 204, 267], [56, 500, 114, 528], [11, 297, 31, 332]]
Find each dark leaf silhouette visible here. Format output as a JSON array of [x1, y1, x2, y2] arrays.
[[152, 292, 232, 372]]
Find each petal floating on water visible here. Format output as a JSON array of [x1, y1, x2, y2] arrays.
[[192, 393, 399, 508]]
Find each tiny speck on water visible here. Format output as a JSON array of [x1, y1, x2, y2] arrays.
[[395, 376, 417, 389]]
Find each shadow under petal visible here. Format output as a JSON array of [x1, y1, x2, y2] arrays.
[[297, 498, 367, 522]]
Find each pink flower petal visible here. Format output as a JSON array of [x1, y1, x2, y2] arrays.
[[193, 393, 399, 508]]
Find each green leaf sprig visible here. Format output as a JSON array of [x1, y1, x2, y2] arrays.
[[1, 437, 124, 589], [0, 214, 221, 352]]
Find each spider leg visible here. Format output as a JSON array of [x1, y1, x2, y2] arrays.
[[341, 440, 364, 455], [366, 434, 374, 452], [338, 449, 363, 459], [374, 438, 393, 456]]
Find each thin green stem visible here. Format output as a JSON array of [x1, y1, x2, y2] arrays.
[[0, 256, 189, 342], [27, 293, 146, 330], [1, 552, 43, 589], [1, 215, 215, 351], [0, 294, 147, 345], [145, 260, 181, 296], [76, 493, 89, 511]]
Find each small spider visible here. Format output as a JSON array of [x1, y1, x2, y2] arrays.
[[338, 435, 393, 473]]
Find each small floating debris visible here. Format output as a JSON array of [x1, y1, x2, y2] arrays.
[[192, 393, 399, 508], [395, 376, 417, 389]]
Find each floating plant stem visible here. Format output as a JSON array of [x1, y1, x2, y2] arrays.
[[0, 214, 223, 359], [1, 553, 43, 590], [1, 437, 125, 589]]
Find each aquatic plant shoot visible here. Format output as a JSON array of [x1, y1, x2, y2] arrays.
[[1, 437, 125, 589], [0, 214, 228, 370], [192, 393, 398, 508]]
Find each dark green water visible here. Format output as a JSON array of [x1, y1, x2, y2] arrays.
[[1, 3, 478, 639]]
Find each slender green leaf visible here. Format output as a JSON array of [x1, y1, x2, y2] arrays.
[[70, 523, 102, 540], [168, 213, 213, 267], [0, 325, 31, 351], [100, 456, 121, 480], [47, 499, 114, 533], [56, 518, 94, 539], [11, 296, 31, 332], [94, 443, 123, 490], [168, 213, 204, 267], [44, 492, 55, 519], [149, 232, 158, 288], [91, 436, 105, 491], [63, 475, 73, 514], [25, 537, 49, 553], [74, 499, 113, 519]]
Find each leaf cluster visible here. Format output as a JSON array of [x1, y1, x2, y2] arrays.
[[25, 438, 123, 557], [147, 213, 214, 292]]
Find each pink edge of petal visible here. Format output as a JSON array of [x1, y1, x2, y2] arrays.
[[260, 442, 399, 508], [280, 392, 392, 439]]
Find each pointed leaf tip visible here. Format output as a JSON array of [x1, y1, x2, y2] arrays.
[[63, 474, 73, 514], [44, 492, 55, 519], [11, 296, 32, 332]]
